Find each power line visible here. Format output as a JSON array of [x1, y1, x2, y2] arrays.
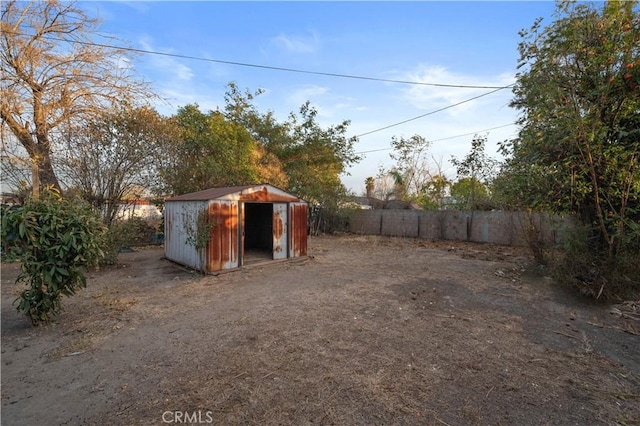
[[6, 30, 516, 140], [8, 30, 512, 90], [4, 30, 519, 163], [355, 86, 511, 138], [353, 123, 516, 156]]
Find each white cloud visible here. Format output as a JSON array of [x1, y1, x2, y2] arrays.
[[113, 1, 151, 14], [270, 31, 320, 54], [111, 55, 133, 70], [174, 63, 194, 81], [157, 86, 223, 116], [399, 64, 515, 117], [131, 37, 228, 115], [287, 85, 328, 106], [138, 37, 194, 82], [284, 87, 370, 122]]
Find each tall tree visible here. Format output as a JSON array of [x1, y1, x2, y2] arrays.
[[284, 101, 360, 205], [1, 0, 151, 193], [382, 134, 451, 208], [223, 83, 361, 206], [451, 134, 497, 209], [388, 134, 433, 197], [423, 173, 451, 209], [496, 1, 639, 296], [450, 177, 489, 209], [364, 177, 375, 198], [159, 104, 286, 196]]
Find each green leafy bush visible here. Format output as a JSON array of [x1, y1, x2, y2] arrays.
[[553, 220, 640, 300], [1, 190, 105, 325], [101, 217, 159, 265]]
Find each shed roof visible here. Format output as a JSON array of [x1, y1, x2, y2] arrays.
[[166, 184, 304, 203]]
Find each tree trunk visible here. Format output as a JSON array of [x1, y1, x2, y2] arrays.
[[0, 110, 62, 195], [35, 152, 61, 194]]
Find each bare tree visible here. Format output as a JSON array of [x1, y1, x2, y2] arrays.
[[56, 104, 177, 226], [1, 0, 152, 194], [381, 135, 450, 205], [372, 167, 398, 201], [423, 156, 451, 209], [389, 135, 433, 197]]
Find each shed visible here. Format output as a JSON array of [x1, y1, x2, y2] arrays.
[[164, 184, 308, 273]]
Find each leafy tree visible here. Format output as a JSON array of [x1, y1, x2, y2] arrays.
[[0, 0, 152, 194], [159, 104, 286, 195], [223, 83, 361, 206], [387, 169, 407, 200], [450, 177, 490, 209], [56, 104, 177, 226], [498, 1, 640, 296], [283, 102, 359, 205], [1, 189, 105, 325], [382, 135, 453, 209], [451, 135, 497, 209], [421, 169, 451, 210]]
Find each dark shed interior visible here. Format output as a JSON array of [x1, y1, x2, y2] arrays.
[[243, 202, 273, 261]]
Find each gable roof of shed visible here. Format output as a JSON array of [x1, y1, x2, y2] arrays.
[[167, 185, 255, 201], [165, 184, 304, 202]]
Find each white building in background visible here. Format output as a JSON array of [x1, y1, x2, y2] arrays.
[[116, 199, 162, 221]]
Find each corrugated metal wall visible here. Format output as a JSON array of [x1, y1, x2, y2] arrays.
[[273, 203, 288, 260], [289, 202, 308, 257], [165, 188, 308, 273], [164, 200, 210, 271], [206, 200, 239, 272]]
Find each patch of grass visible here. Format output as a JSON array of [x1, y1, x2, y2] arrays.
[[98, 296, 139, 312], [93, 286, 139, 312], [48, 332, 96, 360]]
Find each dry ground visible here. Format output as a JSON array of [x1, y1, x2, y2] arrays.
[[1, 235, 639, 425]]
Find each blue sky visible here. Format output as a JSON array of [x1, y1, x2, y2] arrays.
[[81, 1, 559, 194]]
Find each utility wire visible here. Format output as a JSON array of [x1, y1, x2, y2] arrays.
[[8, 30, 512, 90], [355, 86, 512, 138], [4, 31, 518, 160], [353, 123, 516, 156]]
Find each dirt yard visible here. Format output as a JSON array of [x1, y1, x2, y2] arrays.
[[1, 235, 639, 425]]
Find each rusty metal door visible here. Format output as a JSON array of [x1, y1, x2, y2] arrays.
[[289, 202, 308, 257], [272, 203, 288, 259]]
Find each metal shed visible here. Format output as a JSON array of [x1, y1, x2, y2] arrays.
[[164, 184, 308, 273]]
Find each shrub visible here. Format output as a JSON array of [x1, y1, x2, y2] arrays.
[[100, 217, 159, 265], [553, 221, 640, 300], [1, 190, 105, 325], [309, 205, 355, 235]]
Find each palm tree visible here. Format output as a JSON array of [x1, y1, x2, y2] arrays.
[[388, 169, 406, 200], [365, 177, 375, 198]]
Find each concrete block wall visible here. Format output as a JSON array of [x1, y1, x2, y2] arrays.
[[349, 209, 575, 247], [380, 210, 421, 238], [349, 210, 383, 235], [418, 212, 445, 240]]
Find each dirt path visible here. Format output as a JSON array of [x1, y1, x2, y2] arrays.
[[1, 235, 638, 425]]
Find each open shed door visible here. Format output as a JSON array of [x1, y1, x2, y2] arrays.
[[273, 203, 288, 259], [289, 202, 308, 257]]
